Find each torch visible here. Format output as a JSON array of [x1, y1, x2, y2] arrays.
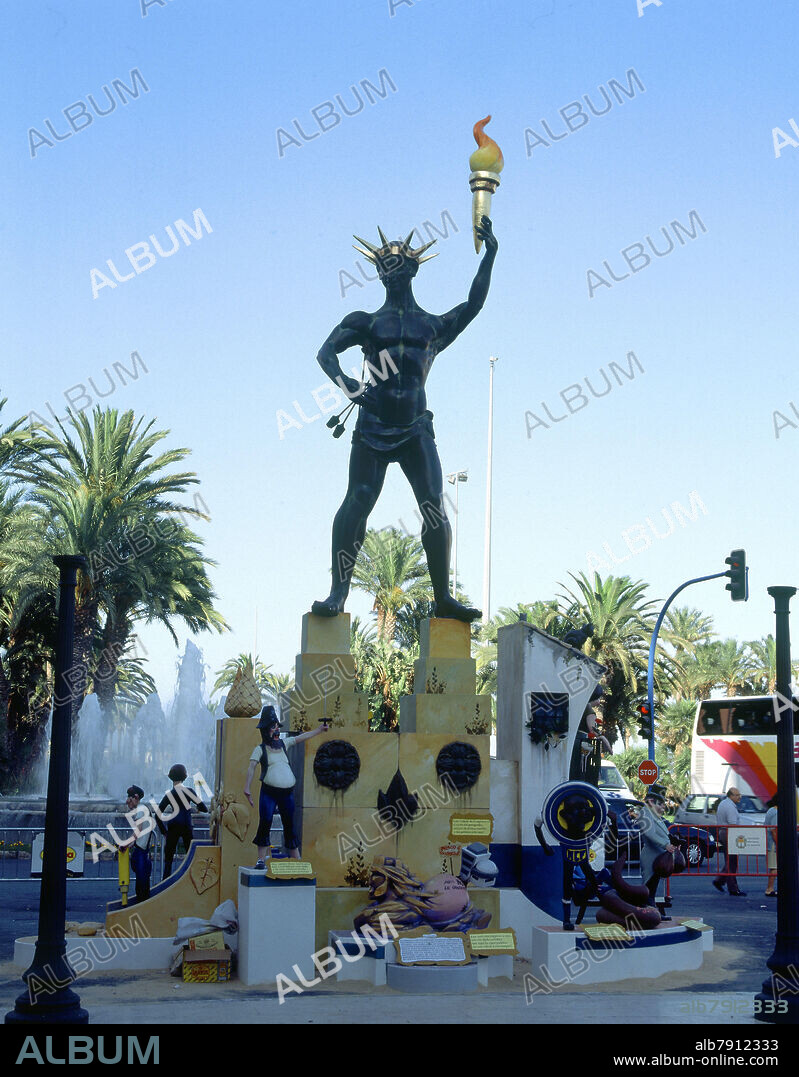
[[469, 115, 504, 253]]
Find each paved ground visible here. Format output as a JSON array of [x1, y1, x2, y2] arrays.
[[0, 874, 787, 1027]]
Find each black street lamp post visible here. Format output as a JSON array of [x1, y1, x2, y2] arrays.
[[755, 585, 799, 1024], [5, 554, 89, 1025]]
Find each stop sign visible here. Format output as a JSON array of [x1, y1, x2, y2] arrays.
[[638, 760, 659, 785]]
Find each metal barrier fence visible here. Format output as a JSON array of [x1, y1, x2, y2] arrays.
[[665, 824, 777, 899], [0, 826, 211, 885]]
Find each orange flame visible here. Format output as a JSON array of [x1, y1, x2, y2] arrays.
[[469, 115, 504, 173]]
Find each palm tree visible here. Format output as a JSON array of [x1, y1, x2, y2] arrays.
[[7, 406, 224, 722], [663, 606, 715, 655], [746, 636, 777, 694], [93, 519, 227, 712], [660, 606, 716, 700], [394, 596, 437, 653], [265, 670, 293, 699], [657, 698, 696, 755], [0, 395, 35, 472], [558, 573, 657, 747], [0, 395, 42, 730], [351, 527, 432, 642], [683, 639, 756, 698]]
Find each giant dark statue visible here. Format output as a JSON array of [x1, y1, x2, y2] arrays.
[[311, 215, 498, 623]]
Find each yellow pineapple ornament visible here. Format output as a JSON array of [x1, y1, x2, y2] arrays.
[[224, 659, 262, 717]]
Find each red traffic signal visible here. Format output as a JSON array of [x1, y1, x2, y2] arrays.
[[638, 702, 653, 739], [725, 549, 748, 602]]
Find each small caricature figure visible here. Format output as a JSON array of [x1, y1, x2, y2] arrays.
[[125, 784, 152, 903], [244, 705, 327, 867], [157, 765, 208, 878]]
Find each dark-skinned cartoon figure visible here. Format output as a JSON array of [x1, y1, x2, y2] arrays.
[[311, 217, 498, 623], [536, 782, 609, 931]]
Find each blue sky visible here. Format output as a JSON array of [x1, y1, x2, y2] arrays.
[[3, 0, 798, 704]]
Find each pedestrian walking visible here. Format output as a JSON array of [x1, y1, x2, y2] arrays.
[[712, 787, 746, 896], [764, 793, 778, 896]]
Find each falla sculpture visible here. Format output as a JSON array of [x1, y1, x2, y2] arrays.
[[310, 119, 503, 624]]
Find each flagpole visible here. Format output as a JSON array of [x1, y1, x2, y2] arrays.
[[482, 357, 498, 620]]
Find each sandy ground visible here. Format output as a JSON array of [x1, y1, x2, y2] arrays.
[[0, 943, 766, 1025]]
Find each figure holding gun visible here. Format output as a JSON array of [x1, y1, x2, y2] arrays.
[[244, 705, 328, 868]]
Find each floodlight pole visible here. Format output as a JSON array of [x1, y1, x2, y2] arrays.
[[6, 555, 89, 1025], [447, 470, 468, 597], [755, 586, 799, 1024], [482, 357, 498, 621]]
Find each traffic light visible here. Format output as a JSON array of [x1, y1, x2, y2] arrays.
[[638, 703, 653, 739], [725, 549, 748, 602]]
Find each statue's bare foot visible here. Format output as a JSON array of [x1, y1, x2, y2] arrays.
[[311, 590, 348, 617], [433, 595, 482, 623]]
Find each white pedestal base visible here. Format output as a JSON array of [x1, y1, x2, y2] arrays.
[[328, 930, 389, 985], [476, 953, 515, 984], [13, 935, 174, 971], [386, 961, 479, 993], [531, 918, 712, 987], [238, 868, 316, 986]]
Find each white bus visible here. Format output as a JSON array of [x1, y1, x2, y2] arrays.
[[690, 695, 799, 799]]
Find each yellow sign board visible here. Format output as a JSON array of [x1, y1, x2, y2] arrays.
[[582, 924, 632, 943], [467, 928, 518, 956], [265, 860, 315, 880], [448, 813, 493, 843]]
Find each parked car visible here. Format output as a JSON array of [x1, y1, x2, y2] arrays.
[[673, 793, 767, 828], [667, 823, 719, 867], [602, 793, 644, 866], [598, 760, 633, 797]]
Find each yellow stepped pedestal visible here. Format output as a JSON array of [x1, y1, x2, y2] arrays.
[[400, 618, 490, 735], [400, 693, 493, 735], [301, 611, 351, 655], [215, 715, 265, 903], [283, 612, 368, 733], [413, 656, 477, 695], [420, 617, 471, 658], [105, 615, 498, 947]]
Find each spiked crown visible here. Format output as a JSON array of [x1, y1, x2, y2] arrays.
[[352, 227, 438, 269]]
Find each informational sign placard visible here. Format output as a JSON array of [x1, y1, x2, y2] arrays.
[[448, 812, 493, 843], [729, 827, 767, 856], [31, 831, 85, 877], [265, 860, 315, 880], [467, 928, 518, 956], [582, 924, 632, 943], [439, 843, 461, 857], [395, 930, 470, 966]]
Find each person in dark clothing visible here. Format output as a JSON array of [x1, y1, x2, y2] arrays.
[[157, 764, 208, 878], [244, 706, 327, 868], [126, 784, 153, 903], [569, 691, 611, 786]]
